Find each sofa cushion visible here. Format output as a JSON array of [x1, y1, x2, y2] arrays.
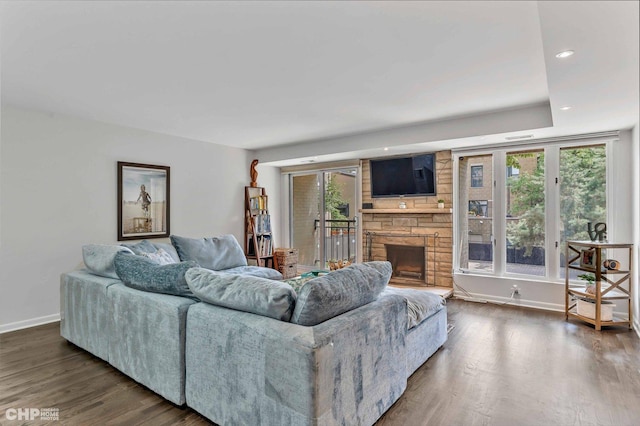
[[290, 261, 392, 326], [185, 267, 296, 321], [222, 265, 283, 280], [114, 251, 198, 299], [170, 234, 248, 271], [82, 244, 134, 278]]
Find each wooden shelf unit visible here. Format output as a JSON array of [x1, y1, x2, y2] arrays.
[[564, 240, 633, 330], [244, 186, 274, 268]]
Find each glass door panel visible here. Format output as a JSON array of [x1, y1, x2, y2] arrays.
[[323, 169, 358, 269], [291, 174, 321, 271], [291, 168, 359, 272]]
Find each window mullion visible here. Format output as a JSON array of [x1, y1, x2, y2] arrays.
[[494, 151, 507, 275], [545, 147, 560, 280]]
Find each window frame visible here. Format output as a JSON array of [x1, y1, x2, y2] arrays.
[[453, 138, 613, 282]]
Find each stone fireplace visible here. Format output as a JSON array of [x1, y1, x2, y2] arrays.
[[360, 151, 453, 288]]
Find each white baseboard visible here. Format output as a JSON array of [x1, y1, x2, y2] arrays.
[[453, 290, 564, 312], [0, 313, 60, 334], [453, 291, 634, 324]]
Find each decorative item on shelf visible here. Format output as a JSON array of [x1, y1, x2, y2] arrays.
[[249, 159, 259, 188], [398, 201, 407, 209], [578, 273, 596, 295], [328, 259, 352, 271], [579, 249, 596, 268], [437, 199, 445, 209], [587, 222, 607, 242], [603, 259, 620, 270], [577, 298, 614, 321]]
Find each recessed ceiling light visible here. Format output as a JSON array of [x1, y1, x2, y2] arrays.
[[560, 106, 572, 111], [555, 50, 575, 59], [383, 147, 389, 151]]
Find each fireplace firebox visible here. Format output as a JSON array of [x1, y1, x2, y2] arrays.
[[384, 244, 425, 282]]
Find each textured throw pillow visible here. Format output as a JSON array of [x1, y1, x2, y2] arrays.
[[141, 248, 177, 265], [186, 267, 296, 321], [82, 244, 134, 278], [152, 242, 181, 263], [290, 261, 392, 326], [121, 239, 157, 256], [170, 234, 248, 271], [113, 251, 198, 299]]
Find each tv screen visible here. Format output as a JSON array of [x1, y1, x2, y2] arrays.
[[370, 153, 436, 198]]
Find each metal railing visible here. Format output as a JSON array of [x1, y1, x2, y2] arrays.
[[314, 219, 357, 263]]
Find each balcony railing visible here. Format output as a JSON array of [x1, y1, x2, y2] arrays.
[[314, 219, 357, 263]]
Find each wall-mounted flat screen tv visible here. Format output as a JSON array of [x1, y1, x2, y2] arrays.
[[370, 153, 436, 198]]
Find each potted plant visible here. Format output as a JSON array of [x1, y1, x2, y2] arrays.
[[437, 199, 445, 209], [578, 273, 596, 295]]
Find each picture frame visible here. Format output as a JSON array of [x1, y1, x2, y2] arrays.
[[118, 162, 170, 241], [579, 248, 596, 269]]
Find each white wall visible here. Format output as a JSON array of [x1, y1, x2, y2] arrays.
[[0, 105, 254, 332], [633, 124, 639, 336], [455, 130, 635, 314]]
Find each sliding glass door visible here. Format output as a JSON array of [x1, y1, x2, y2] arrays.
[[290, 168, 358, 271]]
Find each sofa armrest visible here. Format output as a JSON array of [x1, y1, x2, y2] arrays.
[[185, 294, 407, 426]]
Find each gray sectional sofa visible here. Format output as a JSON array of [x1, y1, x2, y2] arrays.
[[60, 235, 447, 425]]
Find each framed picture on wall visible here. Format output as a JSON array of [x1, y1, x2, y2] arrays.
[[118, 162, 170, 241]]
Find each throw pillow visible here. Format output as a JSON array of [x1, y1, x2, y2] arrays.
[[151, 242, 181, 263], [113, 251, 198, 299], [170, 234, 248, 271], [82, 244, 134, 279], [290, 261, 392, 326], [185, 267, 296, 321], [141, 248, 177, 265], [121, 239, 157, 256]]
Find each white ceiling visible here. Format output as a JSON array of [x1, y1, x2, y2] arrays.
[[1, 1, 638, 163]]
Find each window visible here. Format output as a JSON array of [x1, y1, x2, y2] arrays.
[[459, 155, 493, 273], [468, 200, 488, 217], [470, 165, 483, 187], [455, 141, 608, 280], [559, 145, 606, 279], [506, 150, 545, 276]]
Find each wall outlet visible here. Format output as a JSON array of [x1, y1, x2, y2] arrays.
[[512, 284, 520, 295]]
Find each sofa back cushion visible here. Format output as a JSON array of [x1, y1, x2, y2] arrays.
[[114, 251, 198, 299], [170, 234, 247, 271], [82, 244, 134, 278], [290, 261, 392, 326], [185, 268, 296, 321]]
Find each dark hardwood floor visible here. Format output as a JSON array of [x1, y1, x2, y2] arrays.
[[1, 300, 639, 426]]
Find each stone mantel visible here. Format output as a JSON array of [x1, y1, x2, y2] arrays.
[[360, 208, 452, 214]]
